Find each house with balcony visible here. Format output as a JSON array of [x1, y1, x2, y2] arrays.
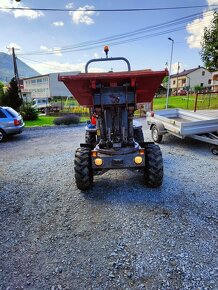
[[212, 71, 218, 92], [170, 66, 212, 93], [22, 71, 80, 100]]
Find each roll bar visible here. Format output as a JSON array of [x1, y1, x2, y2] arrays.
[[85, 57, 131, 73]]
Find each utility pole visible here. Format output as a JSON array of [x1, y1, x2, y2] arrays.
[[7, 46, 22, 100], [176, 62, 180, 95], [166, 37, 174, 109]]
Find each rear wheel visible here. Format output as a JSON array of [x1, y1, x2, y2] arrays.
[[85, 131, 96, 146], [144, 144, 163, 187], [151, 125, 163, 143], [74, 147, 93, 190], [0, 129, 6, 142], [134, 128, 144, 143]]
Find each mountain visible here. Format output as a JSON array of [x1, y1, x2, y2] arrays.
[[0, 52, 39, 82]]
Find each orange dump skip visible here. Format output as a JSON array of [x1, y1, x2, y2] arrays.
[[59, 69, 168, 106]]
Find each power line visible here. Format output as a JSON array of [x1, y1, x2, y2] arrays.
[[1, 5, 218, 12], [18, 11, 215, 56]]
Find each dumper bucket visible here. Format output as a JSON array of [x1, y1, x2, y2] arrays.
[[59, 69, 168, 107]]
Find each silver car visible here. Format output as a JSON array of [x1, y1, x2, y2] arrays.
[[0, 106, 25, 142]]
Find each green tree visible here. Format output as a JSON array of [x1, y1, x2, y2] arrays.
[[4, 77, 23, 110], [200, 12, 218, 72], [0, 81, 5, 105]]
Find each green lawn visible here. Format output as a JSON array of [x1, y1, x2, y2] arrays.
[[153, 96, 195, 110], [153, 94, 218, 110], [25, 115, 88, 127]]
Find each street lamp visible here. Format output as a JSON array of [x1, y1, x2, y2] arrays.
[[166, 37, 174, 109]]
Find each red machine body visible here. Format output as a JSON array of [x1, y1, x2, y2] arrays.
[[58, 69, 168, 107]]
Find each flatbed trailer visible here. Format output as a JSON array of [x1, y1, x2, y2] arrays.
[[147, 109, 218, 155]]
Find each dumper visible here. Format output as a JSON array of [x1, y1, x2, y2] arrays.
[[59, 48, 167, 190]]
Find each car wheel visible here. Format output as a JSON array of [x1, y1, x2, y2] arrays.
[[0, 129, 6, 142]]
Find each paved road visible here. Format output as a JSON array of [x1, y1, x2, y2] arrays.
[[0, 124, 217, 290]]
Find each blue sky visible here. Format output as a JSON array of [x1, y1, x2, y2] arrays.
[[0, 0, 217, 75]]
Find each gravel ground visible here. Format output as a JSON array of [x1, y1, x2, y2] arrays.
[[0, 121, 217, 290]]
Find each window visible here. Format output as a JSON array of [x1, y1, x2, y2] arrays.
[[5, 108, 18, 117], [200, 83, 204, 87], [202, 71, 205, 76], [208, 79, 211, 84], [31, 79, 36, 84], [182, 79, 186, 84], [0, 110, 7, 118], [173, 80, 176, 85]]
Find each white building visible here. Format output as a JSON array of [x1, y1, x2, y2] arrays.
[[22, 72, 80, 100], [212, 71, 218, 92], [170, 66, 212, 92]]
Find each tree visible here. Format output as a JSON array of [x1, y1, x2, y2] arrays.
[[200, 12, 218, 72], [4, 77, 23, 110], [0, 81, 5, 105]]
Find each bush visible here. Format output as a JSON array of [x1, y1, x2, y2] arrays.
[[53, 114, 80, 125], [21, 105, 38, 121]]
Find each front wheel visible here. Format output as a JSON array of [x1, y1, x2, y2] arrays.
[[74, 147, 93, 190], [144, 144, 163, 187], [151, 125, 163, 143], [134, 128, 144, 143], [0, 129, 6, 143], [211, 146, 218, 155]]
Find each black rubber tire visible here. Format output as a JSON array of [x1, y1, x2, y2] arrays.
[[74, 147, 93, 190], [144, 143, 163, 187], [134, 128, 144, 143], [85, 131, 96, 146], [0, 129, 6, 143], [211, 147, 218, 155], [151, 125, 163, 143]]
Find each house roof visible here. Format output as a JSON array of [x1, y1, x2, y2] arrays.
[[171, 66, 206, 78]]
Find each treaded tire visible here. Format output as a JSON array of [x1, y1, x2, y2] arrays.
[[134, 128, 144, 143], [85, 131, 96, 146], [151, 125, 163, 143], [74, 147, 93, 190], [144, 144, 163, 187], [0, 129, 6, 143]]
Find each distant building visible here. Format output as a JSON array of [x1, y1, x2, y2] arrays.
[[170, 66, 212, 92], [211, 71, 218, 92], [21, 71, 80, 100]]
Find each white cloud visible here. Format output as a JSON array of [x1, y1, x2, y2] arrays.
[[29, 60, 104, 74], [0, 0, 43, 19], [66, 3, 74, 9], [7, 42, 21, 53], [40, 46, 62, 57], [69, 5, 97, 25], [186, 0, 218, 49], [171, 62, 185, 74], [53, 21, 64, 27]]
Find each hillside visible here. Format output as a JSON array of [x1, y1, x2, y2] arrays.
[[0, 52, 39, 82]]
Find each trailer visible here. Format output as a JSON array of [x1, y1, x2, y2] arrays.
[[147, 109, 218, 155]]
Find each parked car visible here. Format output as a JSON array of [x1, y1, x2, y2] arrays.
[[0, 106, 25, 142], [173, 89, 187, 96]]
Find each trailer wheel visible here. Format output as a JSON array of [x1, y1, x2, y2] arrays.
[[85, 131, 96, 146], [134, 128, 144, 143], [0, 129, 6, 143], [74, 147, 93, 190], [211, 147, 218, 155], [151, 125, 163, 143], [144, 144, 163, 187]]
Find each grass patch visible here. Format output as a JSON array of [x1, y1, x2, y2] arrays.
[[153, 96, 194, 110], [25, 115, 88, 127]]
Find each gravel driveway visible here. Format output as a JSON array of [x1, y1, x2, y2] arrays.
[[0, 122, 217, 290]]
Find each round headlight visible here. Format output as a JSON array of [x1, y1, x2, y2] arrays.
[[134, 156, 143, 165]]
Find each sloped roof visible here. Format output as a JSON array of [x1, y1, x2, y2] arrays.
[[171, 67, 206, 78]]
